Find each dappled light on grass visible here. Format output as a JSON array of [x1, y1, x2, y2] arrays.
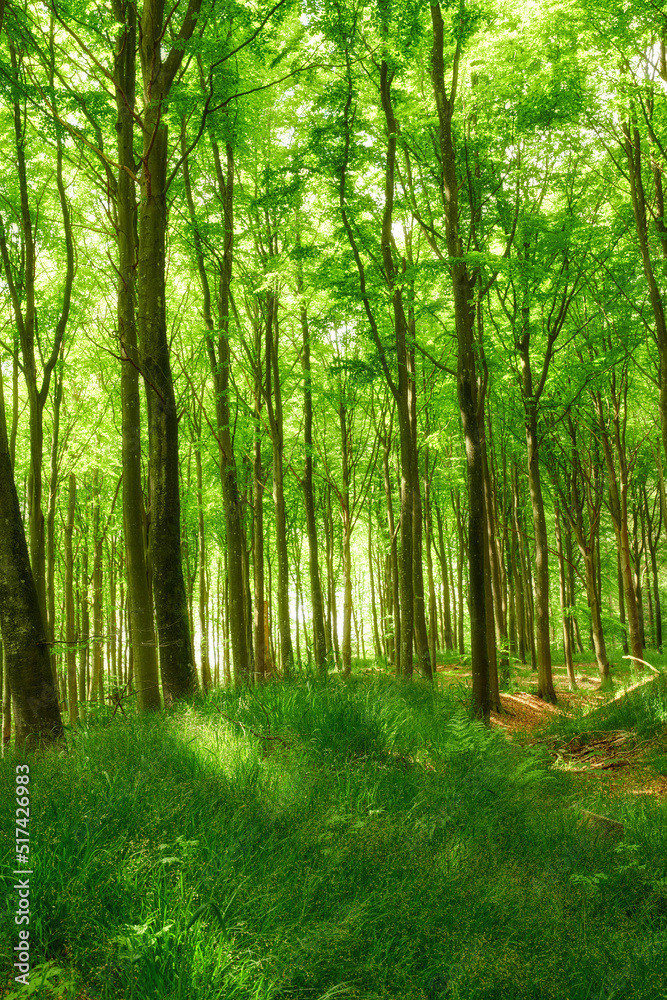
[[0, 674, 666, 999]]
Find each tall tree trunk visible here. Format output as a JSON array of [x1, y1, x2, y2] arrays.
[[454, 499, 466, 655], [79, 537, 89, 716], [377, 61, 415, 680], [510, 520, 526, 663], [298, 256, 327, 675], [195, 446, 212, 692], [114, 0, 160, 713], [108, 538, 117, 691], [564, 529, 582, 655], [616, 548, 627, 654], [594, 388, 643, 668], [137, 0, 200, 702], [202, 138, 250, 683], [338, 391, 353, 678], [46, 360, 63, 686], [632, 502, 646, 649], [520, 375, 556, 702], [430, 6, 488, 717], [644, 484, 663, 652], [89, 469, 104, 703], [382, 437, 400, 671], [368, 518, 382, 661], [484, 440, 507, 687], [554, 502, 576, 690], [264, 292, 293, 676], [253, 416, 266, 684], [424, 453, 438, 677], [434, 504, 453, 650], [325, 486, 340, 668]]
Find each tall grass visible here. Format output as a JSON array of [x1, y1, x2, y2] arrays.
[[1, 673, 666, 999]]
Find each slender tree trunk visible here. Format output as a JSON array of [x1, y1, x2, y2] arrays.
[[507, 552, 518, 658], [650, 542, 662, 653], [510, 522, 526, 663], [521, 387, 556, 701], [89, 469, 104, 703], [424, 458, 438, 676], [264, 292, 293, 676], [368, 518, 382, 661], [455, 513, 465, 655], [376, 63, 415, 680], [46, 361, 63, 687], [223, 550, 231, 685], [645, 484, 663, 652], [79, 537, 89, 717], [298, 259, 327, 675], [324, 486, 340, 668], [195, 447, 212, 692], [595, 391, 643, 668], [411, 438, 433, 680], [633, 503, 646, 649], [484, 440, 507, 685], [554, 503, 576, 690], [483, 502, 501, 711], [338, 392, 353, 678], [108, 538, 117, 692], [434, 505, 453, 650], [253, 420, 266, 684], [382, 439, 400, 672]]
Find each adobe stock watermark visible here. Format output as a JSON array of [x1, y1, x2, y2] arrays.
[[13, 763, 32, 986]]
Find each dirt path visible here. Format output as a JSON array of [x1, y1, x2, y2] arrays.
[[434, 661, 667, 800]]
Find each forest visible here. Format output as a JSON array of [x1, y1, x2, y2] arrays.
[[2, 0, 667, 997]]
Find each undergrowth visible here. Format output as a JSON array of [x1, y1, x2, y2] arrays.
[[1, 673, 666, 999]]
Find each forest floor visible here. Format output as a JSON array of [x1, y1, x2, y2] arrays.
[[2, 655, 667, 1000], [433, 654, 667, 801]]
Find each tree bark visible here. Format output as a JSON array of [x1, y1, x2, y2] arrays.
[[297, 255, 328, 675], [554, 502, 576, 690], [183, 134, 249, 685], [368, 518, 382, 661], [113, 0, 160, 712], [594, 387, 643, 668], [195, 446, 212, 691], [64, 473, 78, 724], [264, 292, 293, 676], [89, 469, 104, 703], [253, 404, 266, 684], [339, 390, 353, 678], [0, 368, 63, 749], [137, 0, 201, 702], [430, 6, 489, 717], [46, 360, 63, 687], [424, 450, 438, 677]]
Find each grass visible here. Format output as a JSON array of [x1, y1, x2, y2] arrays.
[[1, 670, 667, 999]]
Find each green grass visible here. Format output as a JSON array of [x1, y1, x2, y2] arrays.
[[2, 673, 667, 999]]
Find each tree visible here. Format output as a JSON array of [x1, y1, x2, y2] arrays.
[[0, 367, 63, 748]]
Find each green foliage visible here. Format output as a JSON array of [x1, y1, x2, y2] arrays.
[[1, 676, 667, 999]]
